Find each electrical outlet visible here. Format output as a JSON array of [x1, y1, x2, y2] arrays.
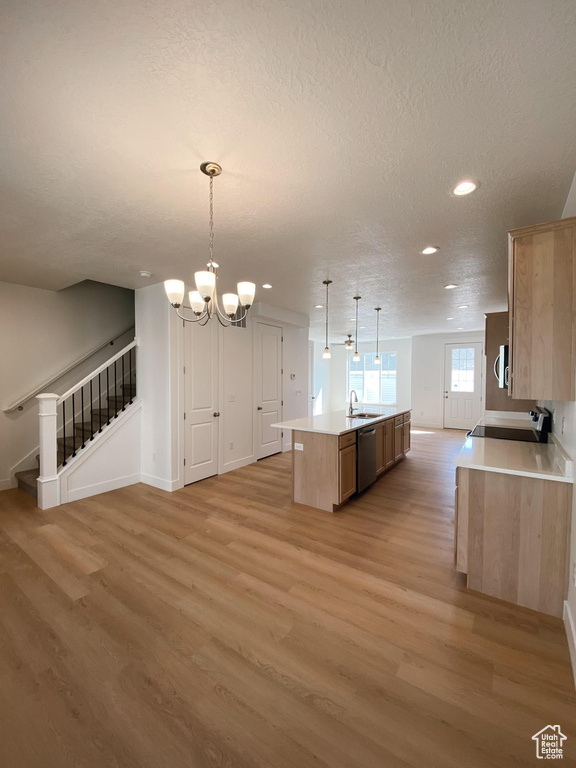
[[229, 441, 234, 450], [562, 416, 566, 435], [294, 442, 304, 451], [229, 393, 235, 402]]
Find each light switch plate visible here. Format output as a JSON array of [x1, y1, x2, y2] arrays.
[[294, 442, 304, 451]]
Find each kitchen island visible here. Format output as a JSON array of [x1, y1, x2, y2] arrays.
[[272, 407, 411, 512]]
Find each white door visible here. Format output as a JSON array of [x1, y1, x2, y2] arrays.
[[255, 322, 282, 459], [443, 343, 483, 429], [184, 320, 219, 484]]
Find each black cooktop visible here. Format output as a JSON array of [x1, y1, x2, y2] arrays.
[[469, 425, 542, 442]]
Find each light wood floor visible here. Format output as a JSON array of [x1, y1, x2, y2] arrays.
[[1, 428, 575, 767]]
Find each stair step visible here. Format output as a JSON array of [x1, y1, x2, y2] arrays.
[[15, 469, 39, 500], [121, 383, 136, 392], [106, 395, 132, 408]]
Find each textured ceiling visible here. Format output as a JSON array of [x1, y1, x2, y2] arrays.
[[1, 0, 576, 342]]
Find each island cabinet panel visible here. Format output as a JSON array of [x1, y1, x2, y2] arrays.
[[403, 420, 411, 454], [394, 423, 404, 462], [292, 430, 339, 512], [338, 445, 357, 503], [456, 467, 571, 617], [384, 419, 395, 468], [376, 422, 386, 475], [508, 216, 576, 401]]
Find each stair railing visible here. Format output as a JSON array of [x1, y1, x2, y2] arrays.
[[36, 339, 138, 510]]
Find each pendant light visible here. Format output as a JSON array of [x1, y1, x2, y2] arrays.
[[322, 280, 332, 359], [353, 296, 361, 362], [344, 334, 354, 351], [374, 307, 382, 364], [164, 162, 256, 326]]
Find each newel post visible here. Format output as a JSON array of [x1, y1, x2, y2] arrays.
[[36, 393, 60, 509]]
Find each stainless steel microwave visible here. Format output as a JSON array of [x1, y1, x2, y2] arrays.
[[494, 344, 509, 388]]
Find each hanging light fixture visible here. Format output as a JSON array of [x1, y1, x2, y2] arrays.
[[353, 296, 361, 362], [164, 162, 256, 326], [374, 307, 382, 364], [344, 334, 354, 351], [322, 280, 332, 359]]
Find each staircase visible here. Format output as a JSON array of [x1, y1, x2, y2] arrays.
[[15, 343, 137, 501]]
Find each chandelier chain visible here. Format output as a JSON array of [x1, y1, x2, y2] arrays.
[[209, 173, 214, 265]]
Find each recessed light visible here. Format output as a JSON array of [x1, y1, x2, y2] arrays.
[[139, 270, 152, 278], [360, 326, 366, 329], [444, 284, 458, 289], [315, 304, 323, 309], [421, 246, 439, 255], [446, 317, 454, 320], [350, 317, 356, 321], [453, 180, 477, 196], [457, 327, 463, 330], [262, 283, 272, 289], [457, 304, 468, 309]]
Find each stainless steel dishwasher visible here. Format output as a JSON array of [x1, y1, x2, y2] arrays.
[[356, 425, 377, 493]]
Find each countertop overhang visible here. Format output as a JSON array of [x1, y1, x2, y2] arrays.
[[271, 407, 409, 436]]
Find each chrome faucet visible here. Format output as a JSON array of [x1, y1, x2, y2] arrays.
[[349, 389, 358, 417]]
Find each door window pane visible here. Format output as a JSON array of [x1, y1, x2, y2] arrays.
[[451, 347, 475, 392]]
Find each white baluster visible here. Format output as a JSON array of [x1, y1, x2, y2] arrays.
[[36, 393, 60, 509]]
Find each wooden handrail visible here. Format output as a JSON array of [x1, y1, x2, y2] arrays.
[[3, 325, 135, 413], [57, 339, 138, 404]]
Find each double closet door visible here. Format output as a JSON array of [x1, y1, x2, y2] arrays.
[[183, 319, 283, 485]]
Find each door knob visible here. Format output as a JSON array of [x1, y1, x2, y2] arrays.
[[257, 406, 263, 410], [213, 412, 220, 417]]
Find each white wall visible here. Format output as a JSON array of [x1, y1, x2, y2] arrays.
[[538, 170, 576, 675], [411, 331, 484, 428], [0, 280, 134, 489], [311, 341, 332, 415], [281, 325, 309, 450], [135, 282, 182, 492]]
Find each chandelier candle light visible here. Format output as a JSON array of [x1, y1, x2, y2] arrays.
[[374, 307, 382, 364], [353, 296, 361, 362], [322, 280, 332, 359], [164, 162, 256, 325]]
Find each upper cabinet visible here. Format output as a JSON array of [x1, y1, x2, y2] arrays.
[[508, 216, 576, 401]]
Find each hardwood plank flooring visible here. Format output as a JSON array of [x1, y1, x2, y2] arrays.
[[1, 428, 575, 767]]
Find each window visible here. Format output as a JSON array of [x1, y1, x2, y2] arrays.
[[450, 347, 475, 392], [347, 352, 397, 404]]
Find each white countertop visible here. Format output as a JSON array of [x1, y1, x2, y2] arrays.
[[454, 413, 573, 483], [271, 406, 409, 436]]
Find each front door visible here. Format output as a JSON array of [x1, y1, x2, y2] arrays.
[[184, 319, 219, 484], [255, 322, 282, 459], [443, 342, 483, 429]]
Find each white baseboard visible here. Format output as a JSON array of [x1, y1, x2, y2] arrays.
[[564, 601, 576, 690], [0, 477, 12, 491], [140, 473, 179, 492], [219, 455, 255, 474], [411, 421, 443, 429], [66, 473, 141, 503]]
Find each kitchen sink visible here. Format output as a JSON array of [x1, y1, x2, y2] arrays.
[[351, 412, 381, 419]]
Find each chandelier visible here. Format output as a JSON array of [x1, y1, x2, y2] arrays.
[[164, 162, 256, 325]]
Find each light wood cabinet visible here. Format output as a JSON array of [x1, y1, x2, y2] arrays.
[[338, 444, 357, 503], [403, 421, 411, 454], [454, 466, 571, 617], [394, 423, 403, 461], [376, 422, 386, 475], [508, 216, 576, 401], [384, 419, 395, 468]]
